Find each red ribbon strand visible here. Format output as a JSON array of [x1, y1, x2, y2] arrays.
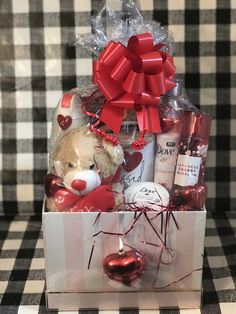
[[93, 32, 176, 134]]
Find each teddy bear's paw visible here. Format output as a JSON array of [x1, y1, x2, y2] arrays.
[[46, 197, 59, 212], [114, 192, 125, 211]]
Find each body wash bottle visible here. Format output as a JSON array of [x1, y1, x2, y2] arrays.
[[154, 80, 194, 192], [172, 111, 211, 210]]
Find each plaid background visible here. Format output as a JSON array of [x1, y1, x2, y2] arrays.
[[0, 0, 236, 215], [0, 213, 235, 313]]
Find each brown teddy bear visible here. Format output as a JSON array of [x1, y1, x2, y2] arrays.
[[45, 126, 124, 212]]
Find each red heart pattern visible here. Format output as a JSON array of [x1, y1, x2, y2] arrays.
[[57, 114, 72, 130], [122, 151, 143, 172]]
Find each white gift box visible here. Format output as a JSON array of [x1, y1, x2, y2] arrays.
[[43, 202, 206, 310]]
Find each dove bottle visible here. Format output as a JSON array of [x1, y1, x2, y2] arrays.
[[154, 80, 191, 192]]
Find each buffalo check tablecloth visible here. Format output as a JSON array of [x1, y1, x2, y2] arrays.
[[0, 213, 235, 314]]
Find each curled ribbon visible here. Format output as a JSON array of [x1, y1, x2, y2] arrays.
[[93, 32, 176, 135]]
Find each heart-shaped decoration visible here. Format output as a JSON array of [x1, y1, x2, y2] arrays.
[[122, 151, 143, 172], [103, 250, 146, 284], [173, 184, 207, 210], [57, 114, 72, 130], [44, 173, 63, 197], [182, 184, 207, 209]]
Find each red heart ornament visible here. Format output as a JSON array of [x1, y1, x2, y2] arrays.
[[122, 151, 143, 172], [57, 114, 72, 130], [44, 173, 63, 197], [103, 250, 146, 284], [173, 184, 207, 210], [182, 184, 207, 209]]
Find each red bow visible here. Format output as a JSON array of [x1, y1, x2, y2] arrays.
[[93, 32, 176, 134]]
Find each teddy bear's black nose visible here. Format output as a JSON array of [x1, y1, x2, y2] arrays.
[[71, 179, 87, 191]]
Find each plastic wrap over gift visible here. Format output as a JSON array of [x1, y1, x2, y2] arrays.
[[72, 0, 175, 57]]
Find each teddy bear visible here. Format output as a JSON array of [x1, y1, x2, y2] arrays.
[[45, 126, 124, 212]]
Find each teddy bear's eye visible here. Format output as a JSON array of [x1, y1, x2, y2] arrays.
[[67, 162, 74, 168], [90, 164, 95, 170]]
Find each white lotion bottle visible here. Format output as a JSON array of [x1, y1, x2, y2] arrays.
[[154, 132, 180, 191]]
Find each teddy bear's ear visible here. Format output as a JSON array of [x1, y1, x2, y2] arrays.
[[53, 160, 63, 177], [102, 139, 124, 166]]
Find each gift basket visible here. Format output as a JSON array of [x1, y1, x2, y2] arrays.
[[43, 1, 211, 310]]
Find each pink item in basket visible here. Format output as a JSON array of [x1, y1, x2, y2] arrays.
[[172, 111, 211, 210]]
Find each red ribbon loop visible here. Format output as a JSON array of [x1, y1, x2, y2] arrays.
[[140, 51, 163, 73], [123, 70, 145, 94], [111, 56, 132, 82], [93, 32, 176, 134], [127, 33, 154, 55]]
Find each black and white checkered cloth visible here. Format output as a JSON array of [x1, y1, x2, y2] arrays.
[[0, 213, 235, 313], [0, 0, 236, 215]]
